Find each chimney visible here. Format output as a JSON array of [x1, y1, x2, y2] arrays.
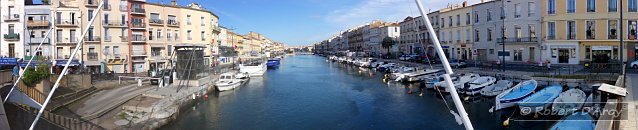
[[463, 1, 468, 7], [171, 0, 177, 6]]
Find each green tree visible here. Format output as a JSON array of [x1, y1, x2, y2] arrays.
[[381, 37, 395, 56], [22, 64, 51, 87]]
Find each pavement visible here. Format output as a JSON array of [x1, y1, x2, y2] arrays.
[[622, 74, 638, 130]]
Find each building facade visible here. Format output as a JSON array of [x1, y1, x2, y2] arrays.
[[2, 0, 26, 58], [24, 4, 52, 61]]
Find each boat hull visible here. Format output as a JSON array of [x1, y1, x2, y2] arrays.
[[240, 63, 267, 77], [495, 80, 538, 111]]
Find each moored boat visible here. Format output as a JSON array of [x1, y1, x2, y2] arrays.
[[266, 59, 280, 68], [240, 61, 267, 77], [552, 88, 586, 115], [480, 80, 514, 97], [517, 85, 563, 114], [494, 79, 538, 111], [215, 73, 243, 91], [464, 76, 496, 95], [549, 112, 595, 130]]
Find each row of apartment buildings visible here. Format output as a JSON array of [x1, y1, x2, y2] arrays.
[[0, 0, 284, 73], [315, 0, 638, 65]]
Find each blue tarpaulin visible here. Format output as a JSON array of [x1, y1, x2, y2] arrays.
[[0, 58, 18, 65]]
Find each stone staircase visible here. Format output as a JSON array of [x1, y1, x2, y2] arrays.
[[11, 103, 106, 130], [48, 87, 100, 111]]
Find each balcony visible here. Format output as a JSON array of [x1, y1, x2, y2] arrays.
[[131, 23, 146, 29], [87, 52, 98, 61], [609, 35, 618, 39], [104, 36, 112, 42], [213, 26, 221, 32], [103, 20, 127, 27], [132, 51, 147, 56], [167, 20, 179, 27], [55, 19, 80, 27], [3, 33, 20, 41], [27, 20, 50, 27], [120, 36, 129, 42], [103, 4, 111, 11], [131, 8, 146, 15], [497, 37, 538, 44], [3, 14, 20, 21], [85, 0, 99, 7], [85, 36, 101, 43], [119, 5, 128, 11], [56, 38, 78, 45], [149, 19, 164, 26], [546, 36, 556, 40], [131, 35, 146, 43], [27, 37, 51, 44]]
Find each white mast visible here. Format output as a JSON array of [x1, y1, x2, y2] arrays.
[[28, 1, 105, 129], [413, 0, 474, 129]]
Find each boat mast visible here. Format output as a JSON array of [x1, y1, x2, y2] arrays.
[[28, 1, 105, 129], [413, 0, 474, 129]]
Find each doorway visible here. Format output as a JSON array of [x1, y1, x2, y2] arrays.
[[558, 49, 570, 63], [529, 47, 535, 62]]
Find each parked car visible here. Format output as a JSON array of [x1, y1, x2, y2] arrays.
[[151, 69, 172, 85], [631, 60, 638, 68], [399, 55, 411, 61], [449, 60, 467, 68]]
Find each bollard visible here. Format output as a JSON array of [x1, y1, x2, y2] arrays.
[[138, 79, 142, 86]]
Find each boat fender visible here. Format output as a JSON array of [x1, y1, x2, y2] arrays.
[[464, 97, 469, 102], [503, 118, 510, 127], [450, 110, 462, 125]]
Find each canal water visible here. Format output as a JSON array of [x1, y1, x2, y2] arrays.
[[160, 55, 554, 130]]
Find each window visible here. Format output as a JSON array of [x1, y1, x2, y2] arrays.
[[587, 0, 596, 12], [105, 28, 110, 41], [609, 0, 617, 12], [456, 30, 461, 43], [113, 46, 120, 57], [201, 31, 205, 41], [548, 0, 556, 14], [528, 2, 536, 16], [441, 18, 445, 28], [609, 20, 618, 39], [487, 9, 492, 21], [187, 15, 191, 25], [585, 46, 591, 60], [448, 16, 452, 27], [586, 21, 596, 39], [487, 28, 493, 41], [175, 31, 179, 40], [167, 45, 173, 55], [104, 14, 109, 24], [474, 11, 479, 23], [88, 10, 93, 20], [456, 15, 460, 26], [514, 4, 521, 18], [56, 30, 62, 42], [567, 21, 576, 40], [474, 30, 480, 42], [187, 30, 192, 40], [515, 26, 522, 39], [631, 0, 638, 12], [448, 31, 452, 43], [157, 29, 162, 40], [489, 49, 494, 54], [629, 21, 637, 40], [513, 50, 522, 61], [466, 29, 470, 42], [201, 17, 205, 26], [567, 0, 576, 13], [547, 22, 556, 40], [167, 30, 172, 41], [529, 24, 536, 38], [151, 47, 162, 57], [466, 13, 470, 25], [148, 29, 153, 40]]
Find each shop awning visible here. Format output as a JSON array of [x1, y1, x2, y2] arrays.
[[55, 59, 80, 66], [19, 61, 52, 67], [0, 58, 18, 65]]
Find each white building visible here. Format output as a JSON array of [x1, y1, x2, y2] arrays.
[[1, 0, 25, 58]]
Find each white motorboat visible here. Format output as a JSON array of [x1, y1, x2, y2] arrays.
[[494, 80, 538, 111], [403, 69, 442, 82], [552, 88, 586, 115], [215, 73, 243, 91], [480, 80, 514, 97], [434, 73, 479, 93], [240, 61, 267, 77], [463, 76, 497, 95]]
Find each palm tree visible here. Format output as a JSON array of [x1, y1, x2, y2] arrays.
[[381, 37, 395, 57]]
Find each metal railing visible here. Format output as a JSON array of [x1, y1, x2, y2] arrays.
[[131, 8, 145, 14], [87, 52, 98, 61], [84, 36, 101, 42], [497, 37, 538, 43], [85, 0, 99, 6], [131, 35, 146, 42], [131, 23, 146, 28], [3, 33, 20, 41], [3, 14, 20, 21], [55, 19, 79, 26], [167, 20, 179, 27], [103, 4, 111, 11], [119, 5, 127, 11], [56, 38, 78, 44], [27, 37, 51, 44], [120, 36, 129, 42], [103, 20, 127, 27], [27, 20, 50, 27], [149, 19, 164, 25]]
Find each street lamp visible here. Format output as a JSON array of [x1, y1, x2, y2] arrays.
[[501, 0, 511, 72]]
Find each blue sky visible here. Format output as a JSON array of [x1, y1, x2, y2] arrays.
[[149, 0, 478, 46]]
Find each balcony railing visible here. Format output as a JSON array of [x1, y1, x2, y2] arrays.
[[131, 23, 146, 28], [546, 35, 556, 40], [87, 52, 98, 61], [3, 33, 20, 41], [85, 0, 99, 7], [27, 37, 51, 44], [85, 36, 101, 42], [132, 50, 146, 56], [56, 38, 78, 44], [120, 36, 129, 42], [103, 20, 127, 27], [547, 10, 556, 14], [149, 19, 164, 25], [55, 19, 79, 26], [104, 36, 112, 42], [497, 37, 538, 43], [167, 20, 179, 27], [3, 14, 20, 21], [609, 35, 618, 39], [27, 20, 50, 27], [131, 35, 146, 42], [132, 8, 146, 14], [213, 26, 221, 32]]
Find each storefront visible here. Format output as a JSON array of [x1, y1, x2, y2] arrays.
[[580, 41, 629, 64], [543, 42, 579, 64]]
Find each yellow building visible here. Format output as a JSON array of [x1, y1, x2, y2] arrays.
[[438, 2, 474, 60], [542, 0, 638, 64], [227, 31, 246, 56], [144, 2, 182, 72], [179, 2, 219, 67], [102, 0, 133, 73]]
